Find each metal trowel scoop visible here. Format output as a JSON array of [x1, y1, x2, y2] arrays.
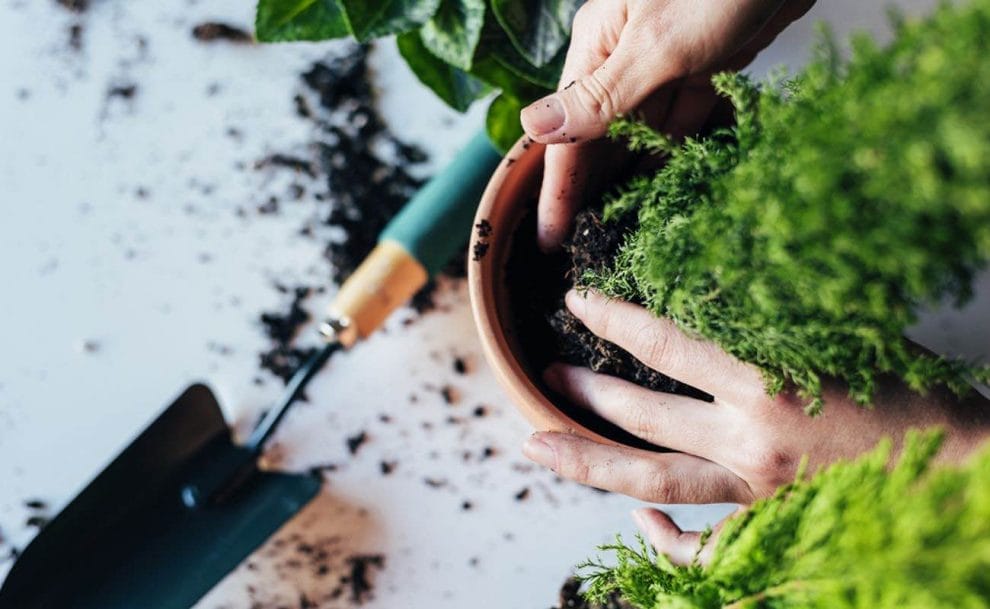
[[0, 131, 501, 609]]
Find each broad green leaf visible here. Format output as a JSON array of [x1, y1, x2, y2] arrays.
[[420, 0, 485, 71], [491, 42, 565, 90], [470, 54, 547, 101], [397, 31, 489, 112], [475, 15, 565, 90], [490, 0, 583, 67], [485, 93, 524, 153], [339, 0, 441, 41], [255, 0, 349, 42]]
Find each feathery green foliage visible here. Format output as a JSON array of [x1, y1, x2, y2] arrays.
[[581, 430, 990, 608], [593, 1, 990, 412]]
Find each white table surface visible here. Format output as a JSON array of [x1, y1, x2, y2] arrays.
[[1, 0, 986, 607]]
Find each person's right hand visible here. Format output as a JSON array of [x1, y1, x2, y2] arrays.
[[520, 0, 816, 251], [522, 290, 990, 565]]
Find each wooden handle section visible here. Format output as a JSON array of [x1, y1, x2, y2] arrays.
[[327, 240, 428, 342]]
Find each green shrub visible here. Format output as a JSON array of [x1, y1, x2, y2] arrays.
[[593, 1, 990, 412], [581, 429, 990, 608]]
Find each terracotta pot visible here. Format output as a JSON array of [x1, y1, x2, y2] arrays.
[[468, 137, 622, 446]]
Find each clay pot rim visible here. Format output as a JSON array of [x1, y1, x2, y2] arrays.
[[467, 136, 618, 446]]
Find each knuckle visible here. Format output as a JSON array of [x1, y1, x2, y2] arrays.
[[643, 469, 680, 503], [629, 19, 691, 77], [571, 2, 595, 30], [637, 15, 671, 44], [574, 72, 619, 124], [629, 404, 657, 439], [745, 444, 797, 487], [591, 300, 616, 338], [556, 442, 593, 482], [635, 323, 674, 370]]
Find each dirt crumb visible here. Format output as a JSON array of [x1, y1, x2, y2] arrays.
[[56, 0, 88, 12], [345, 554, 385, 604], [191, 22, 253, 44], [346, 431, 368, 456], [554, 576, 630, 609], [258, 286, 316, 384]]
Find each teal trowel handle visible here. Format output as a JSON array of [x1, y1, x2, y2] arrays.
[[381, 130, 502, 275], [321, 130, 502, 346]]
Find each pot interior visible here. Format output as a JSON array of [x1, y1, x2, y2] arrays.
[[489, 162, 663, 451]]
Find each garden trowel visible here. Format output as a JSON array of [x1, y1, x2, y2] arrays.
[[0, 131, 502, 609]]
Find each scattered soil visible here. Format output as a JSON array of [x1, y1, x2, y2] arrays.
[[258, 285, 320, 384], [254, 45, 467, 384], [439, 385, 459, 405], [253, 153, 316, 177], [506, 206, 708, 448], [191, 22, 253, 44], [346, 554, 385, 604], [553, 576, 629, 609], [68, 23, 83, 51], [55, 0, 88, 13], [244, 531, 385, 607], [23, 499, 51, 531], [107, 83, 137, 100], [423, 477, 447, 489], [345, 431, 369, 456]]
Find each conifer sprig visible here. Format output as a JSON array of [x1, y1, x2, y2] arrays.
[[581, 429, 990, 608]]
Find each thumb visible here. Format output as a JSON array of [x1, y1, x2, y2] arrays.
[[520, 37, 670, 144]]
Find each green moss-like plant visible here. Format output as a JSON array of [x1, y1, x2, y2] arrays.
[[593, 1, 990, 412], [580, 429, 990, 608]]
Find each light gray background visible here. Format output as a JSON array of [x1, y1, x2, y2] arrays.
[[1, 0, 986, 607]]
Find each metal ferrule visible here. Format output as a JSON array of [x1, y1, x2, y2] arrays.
[[318, 314, 358, 348]]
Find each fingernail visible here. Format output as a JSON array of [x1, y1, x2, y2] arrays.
[[542, 365, 562, 390], [522, 434, 558, 469], [631, 508, 649, 531], [537, 224, 560, 253], [564, 288, 585, 316], [521, 96, 565, 136]]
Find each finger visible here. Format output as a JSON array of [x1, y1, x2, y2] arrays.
[[522, 431, 751, 504], [537, 142, 588, 251], [661, 81, 721, 141], [521, 28, 680, 144], [531, 0, 630, 250], [631, 508, 705, 566], [725, 0, 817, 71], [537, 138, 631, 251], [543, 363, 726, 460], [565, 289, 766, 403]]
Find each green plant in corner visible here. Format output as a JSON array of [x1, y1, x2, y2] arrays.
[[254, 0, 583, 152], [580, 429, 990, 609], [591, 0, 990, 413]]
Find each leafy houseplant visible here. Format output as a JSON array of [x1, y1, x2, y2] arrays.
[[254, 0, 582, 151], [592, 0, 990, 413]]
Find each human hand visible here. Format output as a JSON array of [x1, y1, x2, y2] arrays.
[[521, 289, 990, 563], [520, 0, 816, 250]]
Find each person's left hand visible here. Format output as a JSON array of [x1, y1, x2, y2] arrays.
[[522, 289, 990, 565]]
